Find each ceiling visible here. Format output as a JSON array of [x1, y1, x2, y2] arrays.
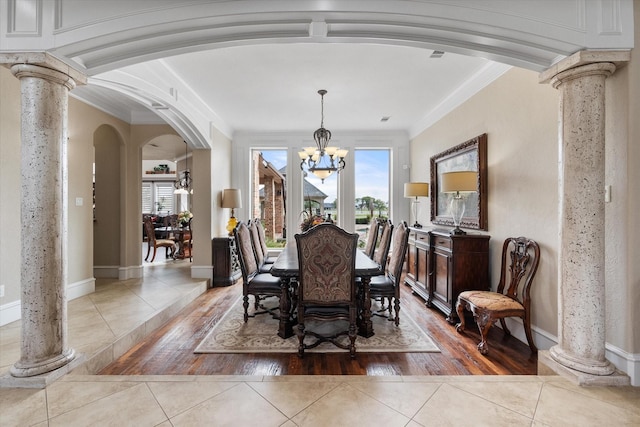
[[71, 43, 501, 161]]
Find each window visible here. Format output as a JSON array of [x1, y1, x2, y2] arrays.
[[142, 182, 175, 215], [252, 149, 287, 246], [355, 149, 390, 245]]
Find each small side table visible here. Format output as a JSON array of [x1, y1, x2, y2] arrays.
[[212, 237, 241, 287]]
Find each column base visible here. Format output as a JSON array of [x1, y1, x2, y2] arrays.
[[539, 350, 629, 387], [9, 348, 76, 378]]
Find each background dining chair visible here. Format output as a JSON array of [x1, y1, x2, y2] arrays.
[[182, 218, 193, 262], [234, 221, 283, 322], [255, 218, 278, 264], [368, 221, 410, 326], [362, 218, 381, 259], [455, 236, 540, 355], [372, 219, 393, 271], [143, 218, 176, 262], [248, 219, 272, 273], [295, 223, 359, 358]]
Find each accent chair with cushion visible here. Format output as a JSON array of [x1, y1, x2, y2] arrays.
[[295, 223, 359, 358], [234, 221, 283, 322], [369, 221, 410, 326], [143, 218, 176, 262], [248, 218, 272, 273], [455, 236, 540, 355]]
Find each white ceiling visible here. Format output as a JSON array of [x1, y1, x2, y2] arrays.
[[72, 43, 502, 160]]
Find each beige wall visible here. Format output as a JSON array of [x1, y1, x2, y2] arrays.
[[0, 66, 22, 304], [410, 67, 561, 341]]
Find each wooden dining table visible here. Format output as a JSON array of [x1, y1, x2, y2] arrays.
[[270, 241, 383, 339]]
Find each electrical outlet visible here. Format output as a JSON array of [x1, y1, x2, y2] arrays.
[[0, 285, 4, 298]]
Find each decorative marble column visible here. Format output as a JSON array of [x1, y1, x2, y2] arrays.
[[539, 50, 629, 384], [0, 54, 86, 378]]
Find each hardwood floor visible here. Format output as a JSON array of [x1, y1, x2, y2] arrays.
[[100, 278, 538, 376]]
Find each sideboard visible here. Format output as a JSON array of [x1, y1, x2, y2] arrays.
[[404, 228, 490, 323], [212, 237, 241, 287]]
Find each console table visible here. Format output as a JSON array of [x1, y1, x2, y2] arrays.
[[212, 237, 241, 287], [405, 228, 490, 323]]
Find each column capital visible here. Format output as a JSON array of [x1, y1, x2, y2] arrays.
[[539, 49, 630, 84], [0, 51, 86, 86]]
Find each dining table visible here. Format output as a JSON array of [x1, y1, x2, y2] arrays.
[[270, 241, 383, 339]]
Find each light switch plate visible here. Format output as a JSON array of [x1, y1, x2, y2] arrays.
[[604, 185, 611, 203], [75, 197, 83, 206]]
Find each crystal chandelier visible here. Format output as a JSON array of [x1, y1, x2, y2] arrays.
[[298, 90, 348, 183], [173, 140, 192, 194]]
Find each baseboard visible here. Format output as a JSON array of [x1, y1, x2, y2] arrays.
[[119, 265, 143, 280], [190, 264, 213, 284], [502, 318, 638, 386], [0, 299, 21, 326], [93, 265, 120, 278]]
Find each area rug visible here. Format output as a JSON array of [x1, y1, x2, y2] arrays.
[[194, 297, 440, 353]]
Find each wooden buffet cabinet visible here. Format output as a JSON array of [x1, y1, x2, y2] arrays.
[[404, 228, 490, 323], [212, 237, 242, 287]]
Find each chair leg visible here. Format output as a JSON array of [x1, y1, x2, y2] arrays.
[[522, 314, 538, 353], [393, 297, 400, 326], [145, 243, 151, 261], [296, 323, 306, 358], [149, 246, 157, 262], [243, 295, 249, 323], [475, 312, 493, 355], [348, 323, 357, 359], [455, 299, 466, 332]]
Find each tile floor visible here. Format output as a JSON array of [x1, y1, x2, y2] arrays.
[[1, 256, 639, 426]]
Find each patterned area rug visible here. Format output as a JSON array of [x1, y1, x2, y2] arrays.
[[194, 297, 440, 353]]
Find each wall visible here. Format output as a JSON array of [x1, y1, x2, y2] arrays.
[[410, 67, 560, 342], [0, 66, 21, 314]]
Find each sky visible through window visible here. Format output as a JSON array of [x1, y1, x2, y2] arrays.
[[260, 149, 389, 205]]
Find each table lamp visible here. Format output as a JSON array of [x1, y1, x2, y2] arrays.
[[404, 182, 429, 228], [221, 188, 242, 235], [440, 171, 477, 235]]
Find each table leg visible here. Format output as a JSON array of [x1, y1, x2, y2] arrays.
[[359, 277, 375, 338], [278, 278, 295, 339]]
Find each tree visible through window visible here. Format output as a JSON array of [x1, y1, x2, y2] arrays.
[[355, 149, 390, 246]]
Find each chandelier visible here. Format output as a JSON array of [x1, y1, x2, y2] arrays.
[[174, 140, 192, 195], [298, 89, 348, 183]]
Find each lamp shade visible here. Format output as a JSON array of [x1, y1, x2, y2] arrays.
[[404, 182, 429, 198], [221, 188, 242, 209], [440, 171, 477, 193]]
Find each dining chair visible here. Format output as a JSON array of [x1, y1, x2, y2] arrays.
[[362, 218, 381, 258], [248, 219, 272, 273], [372, 219, 393, 271], [182, 218, 193, 262], [455, 236, 540, 355], [143, 218, 176, 262], [368, 221, 410, 326], [295, 223, 359, 358], [255, 218, 278, 264], [234, 221, 283, 322]]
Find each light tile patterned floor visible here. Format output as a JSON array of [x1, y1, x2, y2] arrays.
[[1, 256, 639, 426]]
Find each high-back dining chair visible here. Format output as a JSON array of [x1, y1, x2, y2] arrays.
[[362, 219, 380, 259], [143, 218, 175, 262], [234, 221, 283, 322], [255, 218, 278, 264], [455, 236, 540, 355], [295, 223, 359, 358], [248, 219, 272, 273], [368, 221, 410, 326], [182, 218, 193, 262], [372, 219, 393, 270]]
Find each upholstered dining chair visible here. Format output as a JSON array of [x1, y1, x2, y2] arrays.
[[295, 223, 359, 358], [372, 219, 393, 271], [362, 218, 381, 259], [455, 236, 540, 355], [182, 218, 193, 262], [248, 219, 272, 273], [255, 218, 278, 264], [368, 221, 410, 326], [234, 221, 283, 322], [143, 218, 176, 262]]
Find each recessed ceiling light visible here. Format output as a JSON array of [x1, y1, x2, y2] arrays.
[[381, 116, 391, 122], [430, 50, 445, 58]]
